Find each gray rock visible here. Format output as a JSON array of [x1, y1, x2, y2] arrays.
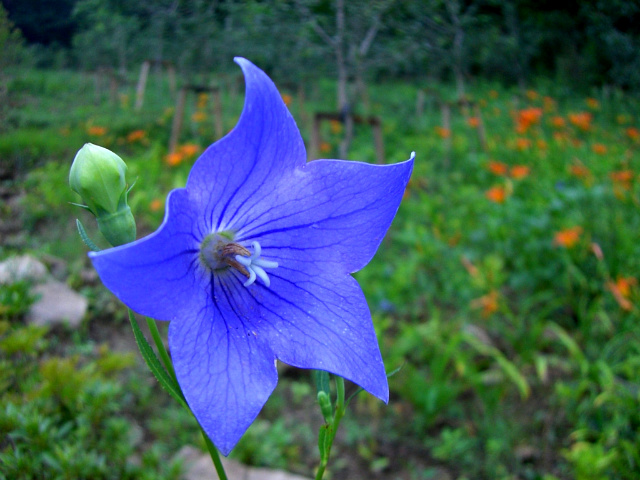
[[0, 255, 48, 284], [176, 446, 311, 480], [27, 280, 88, 328]]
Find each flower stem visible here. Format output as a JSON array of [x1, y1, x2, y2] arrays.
[[315, 376, 346, 480], [145, 316, 177, 382], [201, 428, 228, 480]]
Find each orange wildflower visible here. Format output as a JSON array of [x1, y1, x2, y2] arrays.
[[610, 170, 634, 190], [554, 226, 583, 248], [329, 120, 342, 134], [515, 137, 532, 150], [607, 277, 636, 311], [592, 143, 607, 155], [319, 141, 332, 153], [471, 290, 500, 317], [551, 116, 566, 128], [626, 127, 640, 141], [150, 199, 164, 212], [489, 90, 499, 99], [510, 165, 530, 179], [515, 107, 543, 133], [586, 98, 600, 110], [487, 161, 508, 176], [197, 93, 208, 109], [568, 112, 592, 131], [525, 89, 538, 101], [165, 151, 184, 167], [126, 129, 146, 142], [536, 139, 548, 150], [570, 164, 590, 178], [281, 94, 292, 106], [485, 186, 507, 203], [191, 111, 206, 122], [88, 126, 107, 136], [179, 143, 200, 157], [468, 116, 480, 128], [435, 126, 451, 138]]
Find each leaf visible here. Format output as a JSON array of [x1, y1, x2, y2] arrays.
[[76, 219, 101, 252], [128, 310, 187, 408]]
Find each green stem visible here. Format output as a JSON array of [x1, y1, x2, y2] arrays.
[[145, 316, 177, 382], [201, 428, 228, 480], [315, 376, 346, 480]]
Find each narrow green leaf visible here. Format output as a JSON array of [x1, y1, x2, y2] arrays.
[[128, 310, 187, 408], [76, 219, 101, 252]]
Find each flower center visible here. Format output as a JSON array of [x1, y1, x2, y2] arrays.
[[200, 233, 278, 287]]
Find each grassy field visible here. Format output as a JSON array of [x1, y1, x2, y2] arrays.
[[1, 66, 639, 479]]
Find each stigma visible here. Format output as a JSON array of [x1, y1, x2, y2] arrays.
[[235, 241, 278, 287]]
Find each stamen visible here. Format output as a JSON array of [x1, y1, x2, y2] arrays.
[[235, 241, 279, 287]]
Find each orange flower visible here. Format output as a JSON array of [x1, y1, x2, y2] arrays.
[[319, 141, 332, 153], [551, 116, 566, 128], [592, 143, 607, 155], [554, 226, 583, 248], [626, 127, 640, 141], [607, 277, 636, 311], [467, 116, 480, 128], [126, 129, 146, 142], [487, 161, 508, 176], [191, 111, 206, 122], [150, 198, 164, 212], [536, 139, 548, 150], [525, 90, 538, 101], [165, 151, 184, 167], [586, 98, 600, 110], [435, 126, 451, 138], [515, 107, 543, 133], [515, 138, 532, 150], [486, 186, 507, 203], [568, 112, 592, 131], [88, 126, 107, 136], [197, 93, 208, 109], [610, 170, 634, 191], [489, 90, 499, 99], [179, 143, 200, 157], [510, 165, 530, 179], [281, 94, 292, 106], [471, 290, 500, 317], [329, 120, 342, 134], [570, 164, 590, 178]]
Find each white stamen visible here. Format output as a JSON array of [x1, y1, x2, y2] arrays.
[[235, 241, 278, 287]]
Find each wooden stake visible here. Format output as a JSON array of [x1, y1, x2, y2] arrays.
[[135, 61, 150, 111], [169, 87, 187, 154]]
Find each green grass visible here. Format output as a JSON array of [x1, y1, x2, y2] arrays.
[[1, 67, 639, 479]]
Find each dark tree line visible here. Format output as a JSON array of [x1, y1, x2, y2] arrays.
[[3, 0, 640, 92]]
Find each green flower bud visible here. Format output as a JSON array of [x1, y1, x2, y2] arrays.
[[317, 391, 334, 425], [69, 143, 136, 247]]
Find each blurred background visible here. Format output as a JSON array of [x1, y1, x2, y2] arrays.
[[1, 1, 639, 479]]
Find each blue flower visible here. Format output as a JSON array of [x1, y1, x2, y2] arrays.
[[90, 58, 414, 455]]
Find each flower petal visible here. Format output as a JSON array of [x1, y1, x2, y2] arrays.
[[89, 189, 205, 321], [236, 154, 414, 274], [186, 57, 306, 233], [219, 270, 389, 402], [169, 277, 278, 455]]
